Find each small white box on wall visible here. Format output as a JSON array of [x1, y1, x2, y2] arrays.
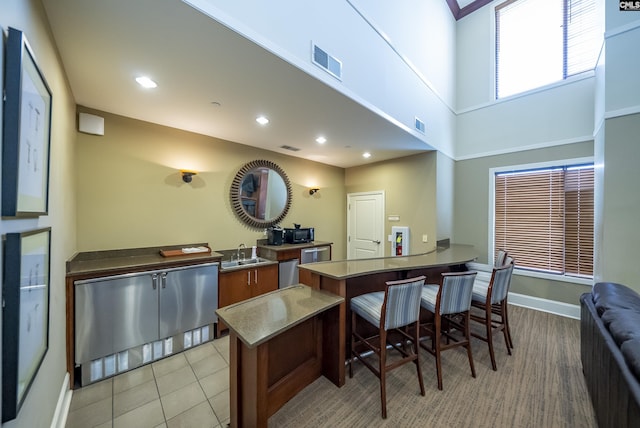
[[78, 112, 104, 135]]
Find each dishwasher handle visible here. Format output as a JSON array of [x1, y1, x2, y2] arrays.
[[302, 247, 328, 253], [301, 246, 331, 263]]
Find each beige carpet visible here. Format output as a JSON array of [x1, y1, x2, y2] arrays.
[[269, 305, 597, 427]]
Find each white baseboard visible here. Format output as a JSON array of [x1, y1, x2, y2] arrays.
[[50, 372, 73, 428], [508, 292, 580, 320]]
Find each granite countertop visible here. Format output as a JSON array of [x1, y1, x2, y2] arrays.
[[216, 284, 344, 348], [66, 243, 224, 276], [297, 244, 478, 280]]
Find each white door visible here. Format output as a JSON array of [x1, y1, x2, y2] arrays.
[[347, 191, 385, 259]]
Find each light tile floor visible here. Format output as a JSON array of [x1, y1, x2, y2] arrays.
[[65, 335, 231, 428]]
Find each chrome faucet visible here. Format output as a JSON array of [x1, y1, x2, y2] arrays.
[[237, 243, 246, 261]]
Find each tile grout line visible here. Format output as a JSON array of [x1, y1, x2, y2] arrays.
[[191, 342, 225, 427], [151, 363, 169, 426]]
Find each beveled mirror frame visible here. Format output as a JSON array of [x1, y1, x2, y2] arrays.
[[230, 160, 292, 228]]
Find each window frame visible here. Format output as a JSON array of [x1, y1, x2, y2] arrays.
[[488, 157, 594, 286]]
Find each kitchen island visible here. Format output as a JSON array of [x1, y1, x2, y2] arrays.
[[297, 244, 478, 386], [216, 284, 344, 428]]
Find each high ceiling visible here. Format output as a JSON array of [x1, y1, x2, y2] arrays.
[[41, 0, 487, 168]]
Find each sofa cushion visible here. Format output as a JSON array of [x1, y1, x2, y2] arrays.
[[608, 312, 640, 346], [601, 308, 640, 328], [593, 282, 640, 316], [621, 339, 640, 382]]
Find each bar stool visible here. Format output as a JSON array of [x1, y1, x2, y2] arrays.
[[349, 275, 426, 419], [470, 257, 515, 370], [419, 271, 477, 390]]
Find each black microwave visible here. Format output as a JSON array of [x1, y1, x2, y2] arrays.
[[284, 227, 314, 244]]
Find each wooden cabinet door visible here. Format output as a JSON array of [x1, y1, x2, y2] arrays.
[[218, 269, 252, 335], [219, 269, 252, 307], [251, 264, 278, 297], [218, 264, 278, 335]]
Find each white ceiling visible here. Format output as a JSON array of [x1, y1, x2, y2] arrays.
[[40, 0, 472, 168]]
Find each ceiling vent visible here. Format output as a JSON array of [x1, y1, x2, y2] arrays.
[[312, 43, 342, 81], [280, 145, 301, 152], [414, 117, 425, 134]]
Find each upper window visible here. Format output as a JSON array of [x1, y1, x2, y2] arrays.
[[495, 0, 601, 99], [492, 161, 594, 279]]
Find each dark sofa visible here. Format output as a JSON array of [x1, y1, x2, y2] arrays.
[[580, 282, 640, 427]]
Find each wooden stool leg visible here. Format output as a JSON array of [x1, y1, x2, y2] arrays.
[[464, 312, 476, 378], [414, 322, 425, 396], [435, 317, 443, 390], [379, 329, 387, 419], [502, 301, 514, 351], [486, 306, 497, 371]]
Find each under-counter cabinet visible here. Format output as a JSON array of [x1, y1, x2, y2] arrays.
[[217, 263, 278, 335]]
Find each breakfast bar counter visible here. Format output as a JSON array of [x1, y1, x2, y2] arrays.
[[297, 244, 478, 386], [297, 244, 477, 280], [216, 285, 344, 428]]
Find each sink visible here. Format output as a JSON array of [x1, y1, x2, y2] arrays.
[[220, 257, 272, 270]]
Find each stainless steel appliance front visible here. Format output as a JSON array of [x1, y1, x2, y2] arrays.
[[301, 246, 331, 264], [74, 262, 218, 384]]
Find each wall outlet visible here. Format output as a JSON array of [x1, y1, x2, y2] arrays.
[[422, 234, 428, 243]]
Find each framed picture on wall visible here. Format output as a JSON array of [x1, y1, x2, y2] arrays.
[[2, 27, 52, 217], [2, 227, 51, 422]]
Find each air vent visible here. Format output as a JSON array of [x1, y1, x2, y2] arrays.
[[414, 117, 425, 134], [312, 43, 342, 80], [280, 145, 301, 152]]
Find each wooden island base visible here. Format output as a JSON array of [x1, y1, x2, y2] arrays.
[[229, 317, 320, 426], [217, 285, 344, 428]]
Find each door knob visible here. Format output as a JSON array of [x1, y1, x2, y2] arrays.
[[373, 240, 381, 244]]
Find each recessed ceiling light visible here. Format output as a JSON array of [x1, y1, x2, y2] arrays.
[[363, 152, 372, 159], [135, 76, 157, 89], [316, 136, 327, 144], [256, 116, 269, 125]]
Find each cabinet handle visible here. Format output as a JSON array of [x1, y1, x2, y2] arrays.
[[161, 272, 167, 289], [254, 269, 257, 284], [152, 273, 158, 290], [247, 271, 250, 286]]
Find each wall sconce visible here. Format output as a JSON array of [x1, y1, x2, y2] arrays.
[[309, 188, 320, 195], [181, 170, 197, 183]]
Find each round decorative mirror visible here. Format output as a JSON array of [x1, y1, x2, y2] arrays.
[[230, 160, 292, 228]]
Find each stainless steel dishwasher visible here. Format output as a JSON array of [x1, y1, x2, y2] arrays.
[[74, 262, 218, 385], [279, 258, 299, 289], [301, 246, 331, 264]]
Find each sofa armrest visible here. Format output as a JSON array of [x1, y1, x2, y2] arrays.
[[581, 293, 640, 428]]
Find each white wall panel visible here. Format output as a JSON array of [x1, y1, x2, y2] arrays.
[[456, 77, 595, 159], [604, 25, 640, 114]]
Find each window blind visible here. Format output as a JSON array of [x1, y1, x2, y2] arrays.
[[565, 0, 600, 76], [564, 166, 594, 276], [494, 165, 594, 277]]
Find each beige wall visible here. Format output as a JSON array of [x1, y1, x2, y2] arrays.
[[345, 152, 438, 256], [75, 107, 347, 259], [0, 1, 78, 427], [453, 142, 594, 305]]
